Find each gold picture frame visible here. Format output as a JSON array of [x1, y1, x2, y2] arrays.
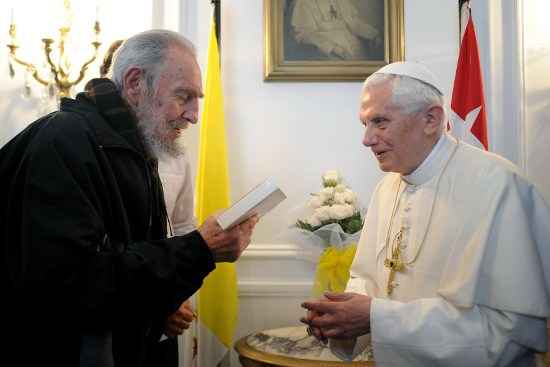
[[264, 0, 404, 81]]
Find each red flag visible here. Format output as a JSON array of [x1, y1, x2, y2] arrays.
[[450, 8, 488, 150]]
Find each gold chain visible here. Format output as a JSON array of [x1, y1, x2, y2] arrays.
[[383, 140, 460, 295], [383, 180, 402, 264]]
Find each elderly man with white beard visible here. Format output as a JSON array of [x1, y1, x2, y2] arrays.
[[0, 30, 258, 367], [99, 38, 199, 367]]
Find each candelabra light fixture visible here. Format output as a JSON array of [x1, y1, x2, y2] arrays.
[[7, 0, 102, 99]]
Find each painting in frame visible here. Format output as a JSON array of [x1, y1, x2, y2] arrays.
[[264, 0, 404, 81]]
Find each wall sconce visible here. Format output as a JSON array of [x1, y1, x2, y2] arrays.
[[6, 0, 101, 99]]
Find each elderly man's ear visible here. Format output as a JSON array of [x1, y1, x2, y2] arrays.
[[122, 67, 144, 107], [423, 105, 445, 135]]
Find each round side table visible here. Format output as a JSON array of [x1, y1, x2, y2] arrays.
[[235, 326, 374, 367]]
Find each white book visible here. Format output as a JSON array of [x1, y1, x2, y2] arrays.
[[216, 179, 286, 230]]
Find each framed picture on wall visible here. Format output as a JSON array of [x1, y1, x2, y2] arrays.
[[264, 0, 404, 81]]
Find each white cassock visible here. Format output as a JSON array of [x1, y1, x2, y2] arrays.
[[158, 152, 198, 367], [332, 133, 550, 366]]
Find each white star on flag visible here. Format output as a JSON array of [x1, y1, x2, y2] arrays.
[[449, 106, 485, 149]]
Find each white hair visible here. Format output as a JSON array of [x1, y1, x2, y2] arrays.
[[111, 29, 196, 93], [363, 73, 446, 119]]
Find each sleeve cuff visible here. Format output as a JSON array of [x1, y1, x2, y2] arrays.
[[180, 230, 216, 276]]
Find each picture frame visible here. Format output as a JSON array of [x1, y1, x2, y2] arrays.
[[264, 0, 404, 81]]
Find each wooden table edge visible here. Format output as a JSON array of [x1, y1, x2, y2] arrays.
[[234, 335, 374, 366]]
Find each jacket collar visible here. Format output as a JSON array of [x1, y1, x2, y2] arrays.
[[60, 79, 147, 156]]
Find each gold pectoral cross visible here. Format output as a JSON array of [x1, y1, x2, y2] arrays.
[[384, 230, 404, 296]]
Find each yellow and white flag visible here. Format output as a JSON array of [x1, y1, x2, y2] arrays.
[[192, 13, 237, 367]]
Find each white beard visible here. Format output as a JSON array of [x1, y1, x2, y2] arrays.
[[134, 103, 186, 159]]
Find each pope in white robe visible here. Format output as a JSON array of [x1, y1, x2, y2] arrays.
[[301, 61, 550, 367]]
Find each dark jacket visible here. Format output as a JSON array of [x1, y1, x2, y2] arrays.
[[0, 96, 215, 366]]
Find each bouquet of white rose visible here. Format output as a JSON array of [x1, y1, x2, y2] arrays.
[[287, 170, 365, 297], [296, 170, 363, 235]]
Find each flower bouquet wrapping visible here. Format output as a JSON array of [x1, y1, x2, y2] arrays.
[[287, 171, 364, 297]]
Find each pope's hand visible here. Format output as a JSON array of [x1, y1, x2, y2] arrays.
[[300, 292, 372, 339], [198, 214, 259, 263], [164, 300, 195, 337], [303, 295, 328, 344]]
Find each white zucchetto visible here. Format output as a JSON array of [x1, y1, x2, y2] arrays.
[[373, 61, 443, 95]]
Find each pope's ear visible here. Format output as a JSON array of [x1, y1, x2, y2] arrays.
[[423, 105, 445, 135], [122, 67, 143, 106]]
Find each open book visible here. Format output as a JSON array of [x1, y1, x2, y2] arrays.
[[216, 179, 286, 230]]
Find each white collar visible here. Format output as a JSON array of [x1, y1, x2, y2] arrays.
[[402, 133, 456, 186]]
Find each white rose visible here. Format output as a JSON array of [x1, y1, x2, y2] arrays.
[[334, 192, 347, 204], [335, 184, 347, 193], [343, 189, 357, 205], [322, 170, 341, 187], [308, 196, 323, 209], [306, 214, 322, 227], [343, 203, 356, 217], [319, 187, 335, 202], [314, 205, 332, 222], [329, 204, 350, 220]]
